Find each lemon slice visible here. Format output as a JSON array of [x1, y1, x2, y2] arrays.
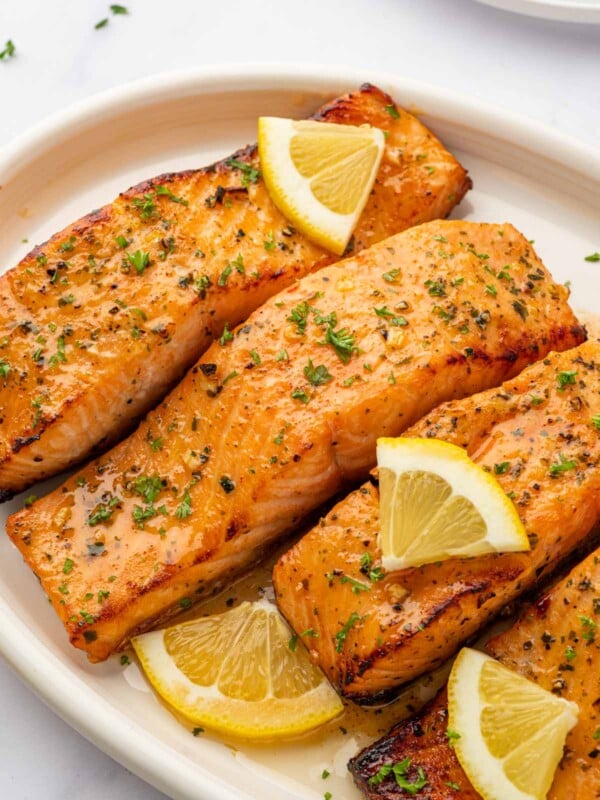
[[258, 117, 385, 255], [377, 437, 530, 571], [448, 647, 578, 800], [132, 600, 343, 740]]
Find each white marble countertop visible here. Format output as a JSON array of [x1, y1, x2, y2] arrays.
[[0, 1, 598, 798]]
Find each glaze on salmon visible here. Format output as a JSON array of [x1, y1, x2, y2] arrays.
[[274, 340, 600, 701], [7, 221, 583, 661], [349, 544, 600, 799], [0, 84, 471, 500]]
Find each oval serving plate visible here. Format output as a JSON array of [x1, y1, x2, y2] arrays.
[[0, 64, 599, 800], [474, 0, 600, 23]]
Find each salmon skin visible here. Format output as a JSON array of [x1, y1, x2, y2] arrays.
[[7, 221, 582, 662], [349, 546, 600, 799], [0, 84, 471, 501], [274, 338, 600, 702]]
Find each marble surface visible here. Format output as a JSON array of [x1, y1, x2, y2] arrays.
[[0, 1, 598, 798]]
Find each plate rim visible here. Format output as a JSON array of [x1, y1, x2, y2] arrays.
[[1, 62, 599, 800], [473, 0, 600, 22]]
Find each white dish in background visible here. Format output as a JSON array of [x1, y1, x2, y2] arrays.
[[0, 64, 599, 800], [474, 0, 600, 23]]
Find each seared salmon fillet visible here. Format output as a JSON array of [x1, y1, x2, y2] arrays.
[[7, 221, 582, 661], [0, 84, 471, 500], [274, 339, 600, 701], [349, 547, 600, 799]]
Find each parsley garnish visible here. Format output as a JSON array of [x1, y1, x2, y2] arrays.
[[549, 453, 577, 477], [175, 490, 193, 519], [339, 575, 370, 594], [321, 325, 356, 364], [126, 250, 151, 275], [374, 306, 408, 327], [263, 231, 276, 251], [288, 302, 310, 334], [226, 158, 261, 187], [494, 461, 510, 475], [155, 184, 188, 206], [88, 495, 120, 526], [132, 194, 157, 219], [218, 263, 232, 286], [585, 252, 600, 262], [512, 300, 528, 320], [0, 39, 16, 60], [110, 4, 129, 13], [385, 104, 400, 119], [334, 612, 364, 653], [288, 628, 318, 652], [219, 323, 234, 346], [425, 279, 446, 297], [115, 235, 129, 249], [0, 360, 10, 380], [580, 614, 597, 642], [592, 414, 600, 430], [446, 729, 461, 747], [368, 757, 427, 794], [556, 370, 577, 390], [304, 358, 333, 386], [382, 268, 401, 282], [58, 236, 76, 252], [48, 336, 67, 368], [291, 388, 310, 404]]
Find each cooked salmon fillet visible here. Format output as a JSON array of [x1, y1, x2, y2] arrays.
[[274, 339, 600, 701], [0, 84, 471, 501], [6, 221, 583, 661], [349, 547, 600, 799]]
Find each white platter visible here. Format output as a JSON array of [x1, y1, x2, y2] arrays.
[[474, 0, 600, 22], [0, 64, 599, 800]]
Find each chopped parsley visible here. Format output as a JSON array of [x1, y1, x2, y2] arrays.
[[88, 495, 120, 526], [382, 268, 401, 283], [446, 729, 461, 747], [58, 236, 76, 252], [63, 558, 75, 575], [263, 231, 276, 251], [48, 336, 67, 368], [126, 250, 151, 275], [175, 490, 193, 520], [374, 305, 408, 327], [385, 104, 400, 119], [110, 4, 129, 13], [425, 279, 446, 297], [321, 325, 356, 364], [368, 757, 428, 794], [493, 461, 511, 475], [219, 323, 234, 346], [132, 194, 157, 220], [592, 414, 600, 430], [288, 628, 318, 651], [584, 252, 600, 262], [155, 184, 188, 205], [218, 263, 232, 286], [556, 370, 577, 390], [334, 612, 364, 653], [304, 359, 333, 386], [291, 388, 310, 404], [225, 158, 261, 188], [0, 360, 10, 380], [0, 39, 16, 60], [288, 301, 310, 334], [115, 235, 129, 249], [549, 454, 577, 477], [249, 349, 261, 366]]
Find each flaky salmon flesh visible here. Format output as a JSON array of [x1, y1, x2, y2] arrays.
[[274, 339, 600, 701], [6, 220, 583, 661], [0, 84, 471, 501], [349, 544, 600, 799]]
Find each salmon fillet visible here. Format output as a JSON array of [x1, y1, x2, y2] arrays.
[[0, 84, 471, 501], [274, 339, 600, 701], [6, 221, 583, 662], [349, 546, 600, 799]]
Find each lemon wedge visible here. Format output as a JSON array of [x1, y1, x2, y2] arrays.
[[132, 600, 343, 740], [258, 117, 385, 255], [377, 437, 530, 571], [448, 647, 578, 800]]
